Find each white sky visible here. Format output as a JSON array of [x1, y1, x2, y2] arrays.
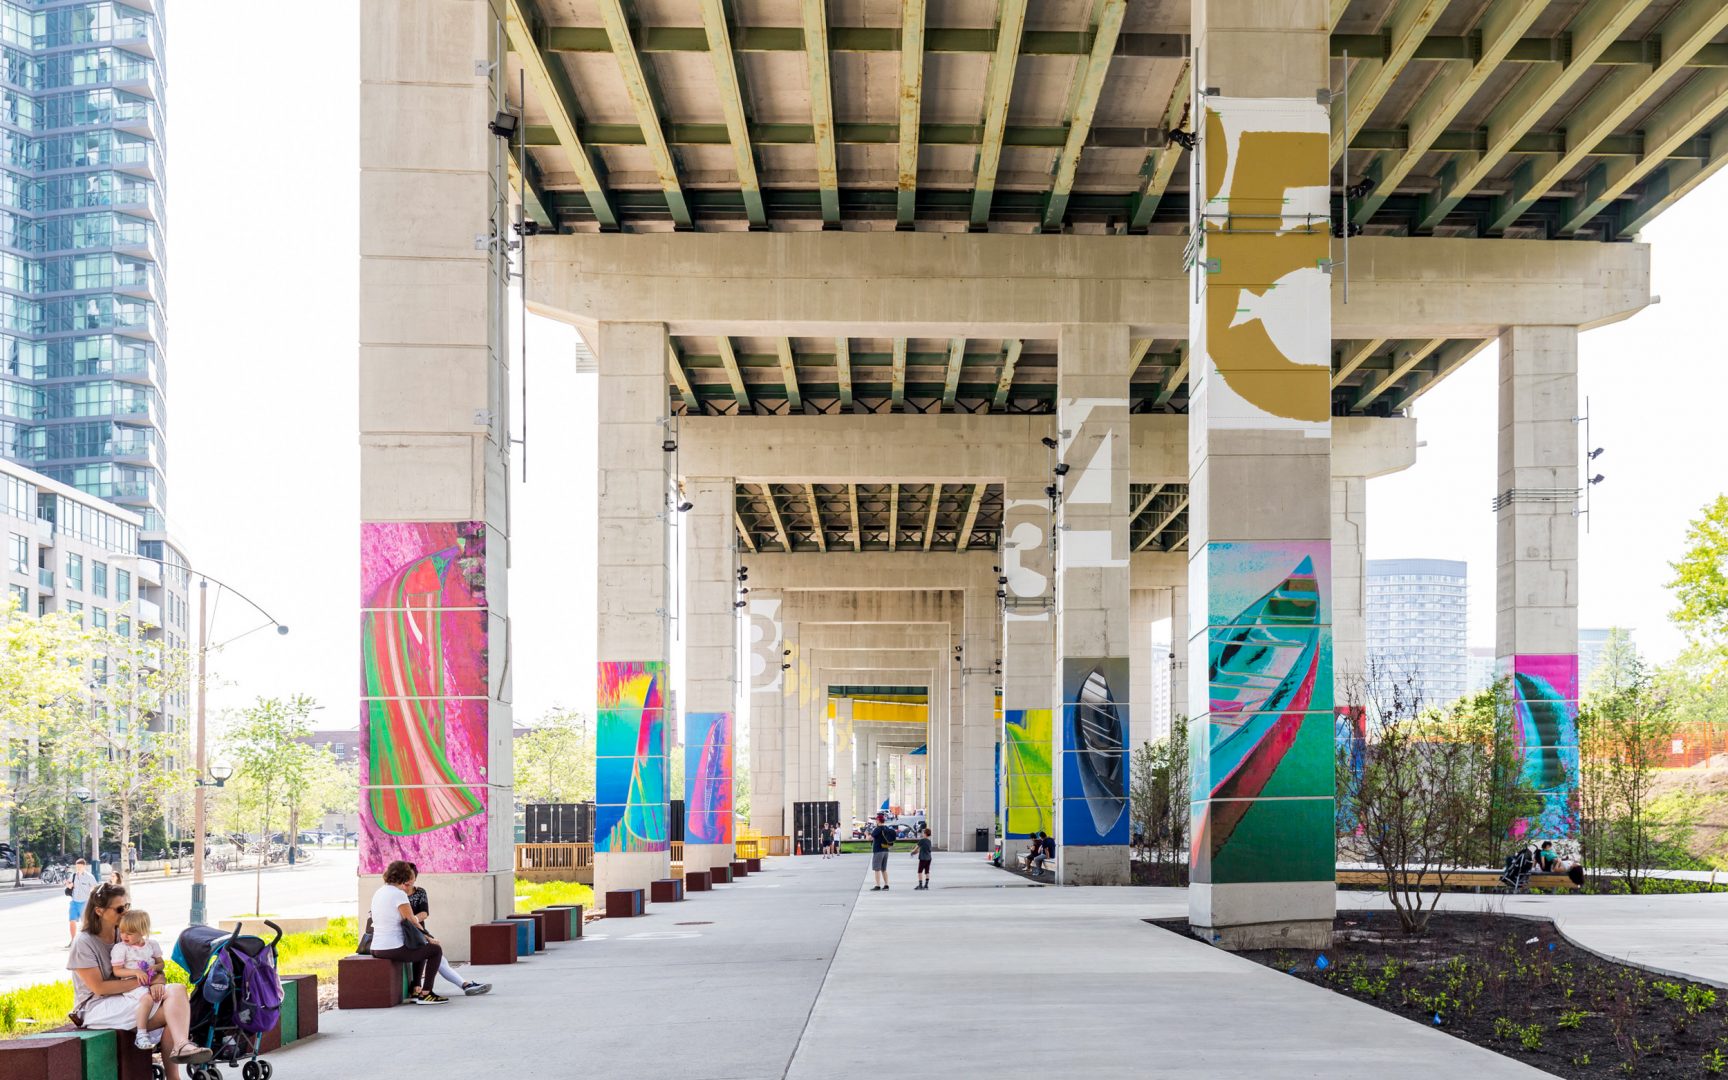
[[165, 5, 1728, 730]]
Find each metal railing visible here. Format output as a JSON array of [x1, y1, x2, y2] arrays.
[[514, 842, 592, 873]]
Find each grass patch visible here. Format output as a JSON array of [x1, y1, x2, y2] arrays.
[[1, 920, 355, 1041], [514, 879, 594, 913]]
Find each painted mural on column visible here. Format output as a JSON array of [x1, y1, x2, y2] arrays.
[[1193, 541, 1334, 884], [359, 522, 489, 874], [685, 711, 735, 845], [1509, 654, 1580, 839], [1196, 97, 1331, 428], [1004, 708, 1053, 838], [596, 661, 670, 853], [1060, 660, 1129, 846]]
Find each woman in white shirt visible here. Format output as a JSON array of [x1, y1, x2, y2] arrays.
[[369, 860, 447, 1004]]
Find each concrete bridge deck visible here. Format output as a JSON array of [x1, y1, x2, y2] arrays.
[[274, 854, 1544, 1079]]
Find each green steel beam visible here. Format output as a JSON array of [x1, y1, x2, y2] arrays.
[[734, 509, 758, 553], [922, 482, 940, 552], [896, 0, 926, 228], [597, 0, 691, 227], [1330, 0, 1450, 166], [805, 484, 827, 552], [1561, 76, 1728, 234], [1134, 494, 1188, 552], [1128, 61, 1190, 230], [1128, 337, 1151, 373], [506, 149, 556, 231], [970, 0, 1028, 228], [802, 0, 840, 225], [888, 482, 899, 551], [940, 336, 965, 410], [849, 483, 861, 551], [1151, 347, 1187, 408], [992, 339, 1022, 408], [504, 0, 617, 229], [1353, 338, 1444, 409], [891, 337, 907, 409], [1130, 482, 1164, 520], [760, 483, 791, 551], [1332, 337, 1386, 388], [1418, 0, 1651, 231], [956, 484, 984, 552], [1044, 0, 1126, 231], [1488, 0, 1728, 233], [777, 338, 802, 411], [1331, 0, 1352, 31], [667, 340, 700, 411], [716, 335, 750, 410], [1387, 339, 1491, 411], [1618, 110, 1728, 234], [698, 0, 766, 227], [835, 337, 854, 409]]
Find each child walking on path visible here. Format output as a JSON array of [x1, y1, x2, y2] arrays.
[[914, 826, 933, 889], [110, 909, 166, 1049]]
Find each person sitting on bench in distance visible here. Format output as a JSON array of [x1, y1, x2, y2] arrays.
[[1030, 833, 1056, 878], [1017, 833, 1043, 871]]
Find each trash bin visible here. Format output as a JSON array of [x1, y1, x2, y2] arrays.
[[974, 828, 990, 853]]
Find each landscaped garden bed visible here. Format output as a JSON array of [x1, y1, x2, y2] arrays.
[[1151, 911, 1728, 1078]]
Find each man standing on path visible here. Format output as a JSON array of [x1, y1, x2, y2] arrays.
[[868, 813, 896, 891], [66, 858, 97, 944]]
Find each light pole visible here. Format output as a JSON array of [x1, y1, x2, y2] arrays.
[[116, 556, 287, 926]]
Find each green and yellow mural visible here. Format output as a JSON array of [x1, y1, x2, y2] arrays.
[[1004, 708, 1053, 839]]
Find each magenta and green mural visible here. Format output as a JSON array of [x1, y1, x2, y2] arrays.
[[359, 522, 489, 874], [1004, 708, 1053, 839], [684, 711, 734, 845], [1193, 540, 1334, 885], [1509, 653, 1580, 840], [1060, 660, 1129, 847], [596, 661, 669, 853]]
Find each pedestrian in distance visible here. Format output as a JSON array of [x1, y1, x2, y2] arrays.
[[66, 857, 97, 945], [913, 825, 933, 889], [830, 822, 842, 857], [820, 821, 834, 859], [868, 813, 896, 891]]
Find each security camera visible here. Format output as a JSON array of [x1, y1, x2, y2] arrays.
[[1052, 463, 1070, 477], [1040, 436, 1058, 449]]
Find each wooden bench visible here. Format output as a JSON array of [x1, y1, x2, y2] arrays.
[[4, 1028, 154, 1080], [710, 864, 733, 884], [505, 912, 547, 951], [1336, 868, 1580, 892], [686, 869, 712, 892], [745, 857, 763, 873], [470, 921, 519, 965], [650, 878, 685, 903], [603, 888, 645, 917], [258, 973, 318, 1052], [730, 859, 749, 878], [540, 904, 584, 940]]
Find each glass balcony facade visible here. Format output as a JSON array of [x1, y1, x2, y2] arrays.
[[0, 0, 165, 531]]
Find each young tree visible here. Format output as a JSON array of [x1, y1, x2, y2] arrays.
[[1444, 678, 1541, 869], [1586, 628, 1643, 699], [514, 708, 595, 804], [1577, 653, 1679, 892], [1669, 494, 1728, 646], [0, 598, 90, 867], [222, 695, 319, 914]]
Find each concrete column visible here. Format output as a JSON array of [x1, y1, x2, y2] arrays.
[[1000, 479, 1056, 847], [1171, 584, 1189, 722], [683, 477, 737, 874], [1130, 589, 1155, 752], [1148, 587, 1174, 741], [1052, 323, 1132, 885], [745, 593, 784, 836], [1495, 325, 1581, 842], [1331, 476, 1368, 688], [357, 0, 513, 956], [833, 697, 855, 824], [1187, 0, 1334, 948], [960, 583, 996, 851], [594, 321, 673, 901]]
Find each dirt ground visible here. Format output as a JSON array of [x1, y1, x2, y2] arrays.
[[1649, 766, 1728, 868]]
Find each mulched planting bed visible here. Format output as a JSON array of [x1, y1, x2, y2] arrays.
[[1131, 859, 1189, 887], [1150, 911, 1728, 1078]]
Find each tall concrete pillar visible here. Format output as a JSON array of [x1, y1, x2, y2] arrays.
[[1331, 475, 1368, 688], [1495, 325, 1581, 842], [594, 321, 673, 900], [1147, 587, 1174, 741], [1000, 481, 1055, 848], [833, 696, 855, 825], [745, 593, 784, 836], [357, 0, 514, 956], [683, 477, 738, 874], [1052, 323, 1132, 885], [1171, 584, 1189, 723], [1187, 0, 1335, 948], [961, 583, 997, 849], [1130, 589, 1155, 751]]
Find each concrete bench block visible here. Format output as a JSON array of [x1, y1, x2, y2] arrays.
[[543, 904, 584, 939], [686, 870, 712, 892], [730, 860, 749, 878], [603, 888, 645, 917], [470, 921, 518, 965], [287, 973, 319, 1038], [710, 864, 732, 884], [745, 857, 763, 872], [650, 878, 684, 903], [505, 912, 546, 951], [0, 1035, 85, 1080], [337, 954, 406, 1009], [24, 1026, 145, 1080], [496, 918, 533, 956], [532, 907, 575, 942]]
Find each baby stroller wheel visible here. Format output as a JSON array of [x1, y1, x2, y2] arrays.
[[259, 1062, 273, 1080], [151, 1065, 165, 1080], [243, 1061, 261, 1080]]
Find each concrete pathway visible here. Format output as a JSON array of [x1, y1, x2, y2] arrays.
[[1340, 887, 1728, 987], [272, 855, 1543, 1079]]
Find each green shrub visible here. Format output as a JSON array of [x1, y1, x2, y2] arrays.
[[514, 879, 594, 913]]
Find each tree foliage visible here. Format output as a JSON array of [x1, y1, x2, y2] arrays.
[[513, 707, 595, 805], [1669, 494, 1728, 645], [1128, 717, 1189, 872], [1577, 651, 1687, 892], [220, 695, 320, 913]]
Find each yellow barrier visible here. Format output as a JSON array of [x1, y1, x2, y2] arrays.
[[514, 843, 593, 872], [735, 838, 760, 859]]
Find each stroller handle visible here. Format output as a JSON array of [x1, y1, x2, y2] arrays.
[[263, 920, 282, 948]]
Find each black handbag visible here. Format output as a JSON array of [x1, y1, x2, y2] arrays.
[[357, 917, 374, 955], [400, 916, 428, 949]]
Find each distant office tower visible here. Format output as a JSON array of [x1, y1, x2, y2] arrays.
[[1466, 646, 1496, 692], [1365, 558, 1468, 706], [1578, 627, 1632, 689], [0, 4, 168, 532]]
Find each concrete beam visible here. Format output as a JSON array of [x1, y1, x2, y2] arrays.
[[527, 234, 1650, 339]]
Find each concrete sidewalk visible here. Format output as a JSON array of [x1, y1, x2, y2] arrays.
[[274, 855, 1543, 1079]]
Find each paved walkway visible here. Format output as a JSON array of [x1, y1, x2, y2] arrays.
[[274, 855, 1544, 1079]]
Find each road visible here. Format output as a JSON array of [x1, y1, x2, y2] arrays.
[[0, 848, 358, 994]]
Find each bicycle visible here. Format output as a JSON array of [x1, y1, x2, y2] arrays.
[[38, 862, 71, 886]]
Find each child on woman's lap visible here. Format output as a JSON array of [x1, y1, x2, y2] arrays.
[[110, 909, 165, 1049]]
